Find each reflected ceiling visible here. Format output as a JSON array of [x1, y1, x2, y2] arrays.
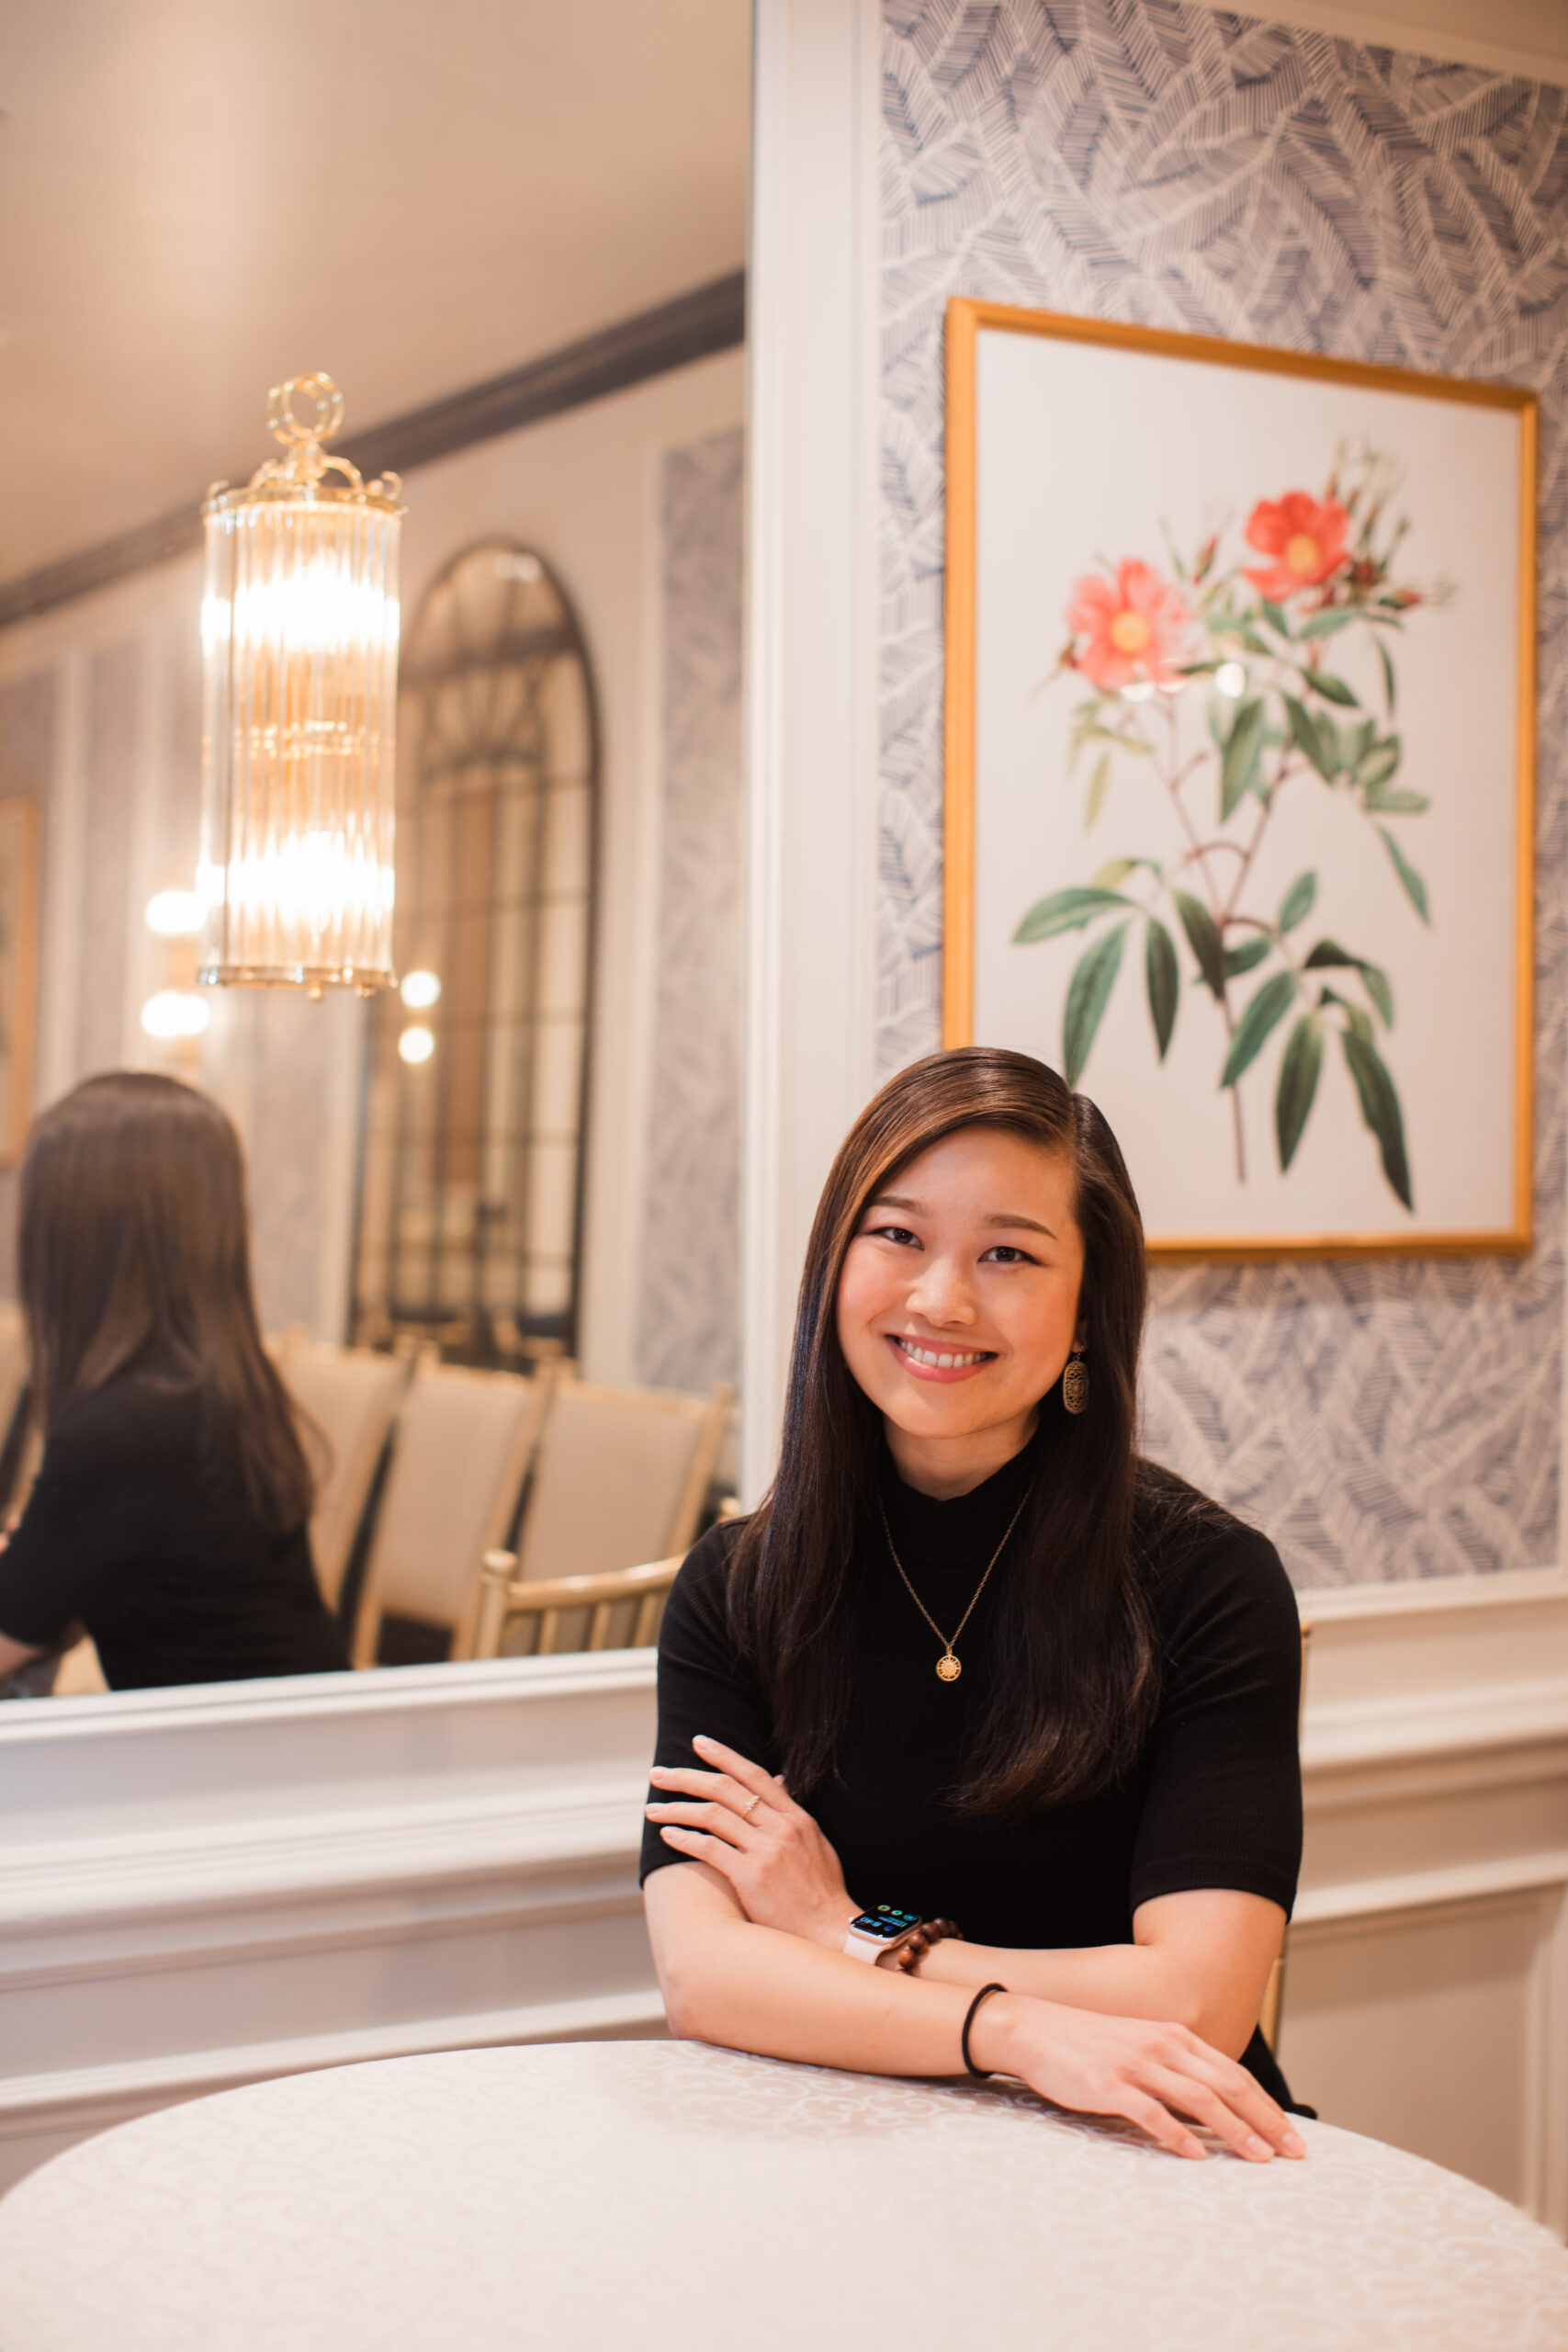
[[0, 0, 749, 585]]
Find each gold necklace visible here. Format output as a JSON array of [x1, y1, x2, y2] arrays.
[[876, 1486, 1032, 1683]]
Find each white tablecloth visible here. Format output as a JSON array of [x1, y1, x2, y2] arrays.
[[0, 2040, 1564, 2350]]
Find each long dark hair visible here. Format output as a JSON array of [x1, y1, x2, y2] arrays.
[[728, 1046, 1163, 1814], [18, 1072, 314, 1533]]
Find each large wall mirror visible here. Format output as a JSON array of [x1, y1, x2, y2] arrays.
[[0, 0, 750, 1703]]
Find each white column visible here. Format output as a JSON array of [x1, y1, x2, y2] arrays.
[[742, 0, 882, 1498]]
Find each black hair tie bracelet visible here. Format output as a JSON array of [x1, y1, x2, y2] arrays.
[[961, 1982, 1008, 2079]]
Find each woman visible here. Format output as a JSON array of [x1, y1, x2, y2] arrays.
[[642, 1047, 1307, 2164], [0, 1072, 347, 1690]]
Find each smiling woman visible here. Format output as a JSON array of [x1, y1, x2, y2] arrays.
[[642, 1046, 1308, 2166]]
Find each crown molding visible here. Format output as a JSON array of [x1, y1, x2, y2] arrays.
[[0, 272, 746, 633]]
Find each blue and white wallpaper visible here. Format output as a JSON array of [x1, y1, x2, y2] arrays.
[[881, 1, 1568, 1584]]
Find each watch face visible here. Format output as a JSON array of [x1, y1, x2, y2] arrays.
[[851, 1906, 920, 1939]]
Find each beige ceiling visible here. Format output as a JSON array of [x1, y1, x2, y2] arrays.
[[0, 0, 750, 587]]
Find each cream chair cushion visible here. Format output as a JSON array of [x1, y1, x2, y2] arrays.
[[511, 1380, 728, 1587], [272, 1339, 410, 1608], [353, 1364, 547, 1665]]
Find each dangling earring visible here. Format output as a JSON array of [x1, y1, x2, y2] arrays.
[[1062, 1337, 1089, 1415]]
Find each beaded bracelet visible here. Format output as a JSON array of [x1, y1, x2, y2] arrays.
[[890, 1917, 962, 1974]]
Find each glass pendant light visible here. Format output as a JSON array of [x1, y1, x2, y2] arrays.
[[197, 373, 404, 994]]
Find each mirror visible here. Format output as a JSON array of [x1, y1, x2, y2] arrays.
[[0, 0, 750, 1696]]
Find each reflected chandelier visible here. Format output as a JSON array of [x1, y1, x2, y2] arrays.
[[197, 373, 403, 993]]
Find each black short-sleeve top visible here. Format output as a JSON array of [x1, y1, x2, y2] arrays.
[[642, 1427, 1303, 2088], [0, 1374, 348, 1690]]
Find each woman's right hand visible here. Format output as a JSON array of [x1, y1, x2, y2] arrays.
[[971, 1991, 1306, 2164]]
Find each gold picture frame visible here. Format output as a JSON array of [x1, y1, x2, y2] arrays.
[[943, 296, 1537, 1261], [0, 796, 39, 1168]]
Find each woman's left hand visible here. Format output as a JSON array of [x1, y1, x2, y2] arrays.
[[647, 1736, 856, 1950]]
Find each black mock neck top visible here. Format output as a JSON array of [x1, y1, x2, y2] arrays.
[[642, 1415, 1304, 2100], [0, 1374, 348, 1690]]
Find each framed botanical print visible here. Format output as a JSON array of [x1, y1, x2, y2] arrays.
[[943, 297, 1536, 1258], [0, 796, 39, 1166]]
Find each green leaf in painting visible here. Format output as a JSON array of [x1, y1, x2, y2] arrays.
[[1298, 606, 1357, 640], [1356, 737, 1401, 791], [1220, 970, 1296, 1088], [1145, 917, 1179, 1062], [1220, 695, 1269, 819], [1282, 694, 1337, 782], [1359, 961, 1394, 1028], [1340, 1029, 1414, 1209], [1089, 857, 1135, 888], [1224, 936, 1272, 979], [1063, 922, 1129, 1087], [1367, 788, 1428, 815], [1013, 886, 1132, 945], [1084, 751, 1111, 831], [1275, 1014, 1324, 1170], [1377, 825, 1431, 925], [1301, 940, 1393, 1025], [1375, 633, 1396, 716], [1303, 669, 1360, 707], [1172, 889, 1226, 998], [1278, 870, 1316, 933], [1260, 600, 1291, 639]]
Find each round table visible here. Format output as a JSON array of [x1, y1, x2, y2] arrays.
[[1, 2041, 1564, 2350]]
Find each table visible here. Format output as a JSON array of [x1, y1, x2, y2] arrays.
[[0, 2041, 1564, 2350]]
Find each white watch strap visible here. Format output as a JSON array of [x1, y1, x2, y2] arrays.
[[842, 1927, 884, 1961]]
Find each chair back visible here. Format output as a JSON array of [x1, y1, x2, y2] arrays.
[[351, 1363, 549, 1666], [271, 1338, 412, 1608], [511, 1379, 731, 1589], [468, 1550, 682, 1662]]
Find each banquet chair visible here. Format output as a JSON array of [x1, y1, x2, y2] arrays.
[[1258, 1618, 1313, 2052], [269, 1334, 414, 1609], [350, 1362, 552, 1667], [505, 1378, 732, 1599], [466, 1550, 683, 1661]]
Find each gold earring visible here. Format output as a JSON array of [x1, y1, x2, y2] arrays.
[[1062, 1341, 1089, 1415]]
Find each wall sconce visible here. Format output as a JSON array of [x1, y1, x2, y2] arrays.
[[197, 373, 404, 997]]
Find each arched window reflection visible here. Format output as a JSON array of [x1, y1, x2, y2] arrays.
[[353, 541, 598, 1365]]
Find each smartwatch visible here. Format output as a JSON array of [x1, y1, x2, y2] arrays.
[[842, 1905, 922, 1962]]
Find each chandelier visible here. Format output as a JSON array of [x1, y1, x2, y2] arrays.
[[197, 374, 404, 993]]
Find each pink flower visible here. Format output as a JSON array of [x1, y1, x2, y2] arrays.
[[1243, 492, 1350, 601], [1065, 560, 1190, 694]]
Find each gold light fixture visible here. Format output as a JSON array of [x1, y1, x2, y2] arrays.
[[197, 373, 404, 995]]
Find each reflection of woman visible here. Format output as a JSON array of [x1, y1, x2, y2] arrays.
[[0, 1074, 347, 1691], [644, 1048, 1307, 2163]]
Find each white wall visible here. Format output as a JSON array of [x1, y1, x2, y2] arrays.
[[0, 344, 745, 1375]]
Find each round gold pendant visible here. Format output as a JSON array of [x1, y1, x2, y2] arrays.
[[935, 1654, 962, 1683]]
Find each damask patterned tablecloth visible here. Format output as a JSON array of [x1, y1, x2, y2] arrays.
[[0, 2040, 1563, 2352]]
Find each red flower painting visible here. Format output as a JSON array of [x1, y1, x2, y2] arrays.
[[1066, 559, 1190, 693], [1243, 491, 1349, 601], [1019, 448, 1443, 1215]]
